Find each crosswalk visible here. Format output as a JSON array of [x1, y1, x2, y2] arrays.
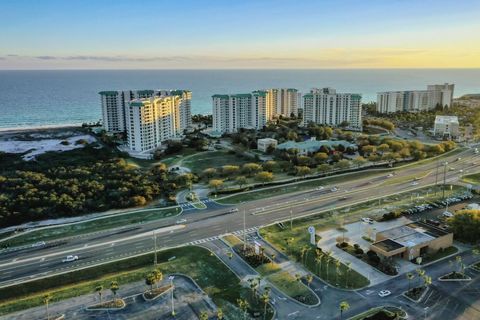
[[186, 226, 259, 246]]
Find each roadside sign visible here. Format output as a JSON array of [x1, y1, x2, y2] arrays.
[[308, 226, 315, 234]]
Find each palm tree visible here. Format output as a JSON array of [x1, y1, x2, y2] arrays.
[[43, 293, 52, 320], [416, 269, 425, 288], [237, 298, 249, 320], [300, 246, 308, 264], [306, 274, 314, 288], [295, 273, 301, 283], [271, 253, 276, 264], [423, 275, 432, 288], [315, 255, 322, 276], [110, 281, 119, 302], [95, 285, 103, 303], [325, 251, 333, 282], [455, 256, 463, 274], [153, 269, 163, 288], [406, 272, 414, 291], [261, 287, 271, 320], [200, 310, 209, 320], [145, 272, 156, 291], [227, 251, 233, 260], [217, 308, 224, 320], [345, 262, 352, 288], [339, 301, 350, 320], [335, 260, 341, 285]]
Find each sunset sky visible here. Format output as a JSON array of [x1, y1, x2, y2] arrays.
[[1, 0, 479, 69]]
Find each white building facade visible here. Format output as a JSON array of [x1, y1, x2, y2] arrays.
[[433, 115, 459, 139], [302, 88, 362, 130], [377, 83, 454, 113], [266, 88, 299, 117]]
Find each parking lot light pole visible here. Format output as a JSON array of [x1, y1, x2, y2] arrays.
[[424, 306, 429, 320], [442, 162, 448, 199], [153, 231, 157, 267], [169, 276, 175, 316]]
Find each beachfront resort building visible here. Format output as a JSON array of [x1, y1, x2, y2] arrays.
[[212, 88, 301, 133], [376, 83, 455, 113], [100, 89, 191, 152], [302, 88, 362, 130], [433, 115, 459, 139], [370, 222, 453, 261]]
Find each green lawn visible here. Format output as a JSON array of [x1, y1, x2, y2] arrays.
[[266, 271, 318, 305], [222, 234, 244, 247], [182, 150, 253, 173], [1, 207, 179, 248], [462, 173, 480, 185], [0, 246, 272, 319], [421, 246, 458, 264], [348, 306, 407, 320]]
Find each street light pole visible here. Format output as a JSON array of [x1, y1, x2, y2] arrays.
[[435, 161, 439, 195], [443, 162, 448, 199], [243, 208, 247, 251], [169, 276, 175, 316], [153, 231, 157, 267]]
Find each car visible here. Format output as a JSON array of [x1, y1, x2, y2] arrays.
[[456, 157, 462, 161], [386, 173, 394, 178], [378, 290, 392, 297], [229, 208, 239, 213], [31, 241, 46, 248], [176, 218, 187, 224], [411, 181, 419, 186], [316, 186, 325, 191], [330, 187, 338, 192], [442, 211, 454, 218], [449, 167, 455, 171], [361, 217, 374, 224], [62, 255, 78, 263]]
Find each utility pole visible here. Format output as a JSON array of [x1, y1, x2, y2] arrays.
[[435, 161, 439, 195], [153, 230, 157, 267], [443, 162, 448, 199], [243, 208, 247, 251]]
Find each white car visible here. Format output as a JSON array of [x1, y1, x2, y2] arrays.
[[229, 208, 239, 213], [62, 255, 78, 263], [316, 186, 325, 191], [386, 173, 394, 178], [378, 290, 391, 297], [330, 187, 338, 192], [361, 217, 374, 224], [442, 211, 454, 218], [31, 241, 46, 248], [411, 181, 419, 186], [176, 218, 187, 224]]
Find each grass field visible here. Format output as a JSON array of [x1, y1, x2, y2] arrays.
[[0, 246, 272, 319], [462, 173, 480, 185], [182, 150, 253, 173], [1, 207, 179, 247]]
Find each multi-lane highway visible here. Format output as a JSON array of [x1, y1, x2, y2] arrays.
[[1, 148, 479, 287]]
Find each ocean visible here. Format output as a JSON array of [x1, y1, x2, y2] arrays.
[[0, 69, 479, 130]]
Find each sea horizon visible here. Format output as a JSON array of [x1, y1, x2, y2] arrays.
[[1, 68, 479, 129]]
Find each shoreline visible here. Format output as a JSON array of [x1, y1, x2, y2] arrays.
[[0, 124, 88, 135]]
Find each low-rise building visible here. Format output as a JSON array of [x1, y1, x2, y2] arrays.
[[257, 138, 278, 152], [276, 138, 356, 155], [370, 222, 453, 261], [433, 115, 459, 139]]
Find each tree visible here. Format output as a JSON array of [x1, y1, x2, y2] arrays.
[[314, 152, 329, 164], [217, 308, 224, 320], [339, 301, 350, 320], [145, 272, 156, 291], [153, 269, 163, 288], [202, 168, 217, 179], [242, 163, 262, 177], [261, 287, 271, 320], [306, 274, 313, 287], [334, 159, 351, 171], [295, 166, 311, 178], [200, 311, 209, 320], [406, 272, 414, 291], [345, 262, 352, 288], [222, 165, 240, 177], [235, 175, 248, 188], [237, 298, 249, 320], [262, 160, 277, 172], [209, 179, 224, 193], [448, 210, 480, 243], [110, 281, 119, 302], [352, 156, 366, 168], [317, 164, 331, 175], [361, 145, 376, 155], [95, 285, 103, 303], [255, 171, 274, 185], [43, 293, 52, 320], [297, 156, 311, 166]]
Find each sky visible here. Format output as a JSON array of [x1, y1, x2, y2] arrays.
[[1, 0, 479, 69]]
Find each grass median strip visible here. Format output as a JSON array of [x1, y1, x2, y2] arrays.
[[0, 246, 270, 318], [1, 207, 179, 248]]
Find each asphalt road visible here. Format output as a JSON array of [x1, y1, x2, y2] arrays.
[[1, 148, 479, 287]]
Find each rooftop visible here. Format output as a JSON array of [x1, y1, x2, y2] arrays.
[[377, 221, 450, 248], [434, 115, 459, 125], [277, 139, 356, 152], [372, 239, 405, 252]]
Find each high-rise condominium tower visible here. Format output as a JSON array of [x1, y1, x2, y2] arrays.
[[302, 88, 362, 130], [376, 83, 454, 113]]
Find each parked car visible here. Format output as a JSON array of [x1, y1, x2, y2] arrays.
[[361, 217, 374, 224], [442, 211, 454, 218], [176, 218, 187, 224], [31, 241, 46, 248], [62, 255, 79, 263], [330, 187, 338, 192], [378, 290, 392, 297]]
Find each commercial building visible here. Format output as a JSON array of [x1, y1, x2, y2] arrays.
[[100, 89, 191, 135], [377, 83, 454, 113], [257, 138, 278, 152], [276, 137, 356, 155], [370, 222, 453, 261], [302, 88, 362, 130], [433, 115, 459, 139]]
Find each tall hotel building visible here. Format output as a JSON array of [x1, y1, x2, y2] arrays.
[[377, 83, 454, 113], [302, 88, 362, 130], [212, 88, 300, 133], [100, 90, 191, 152]]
